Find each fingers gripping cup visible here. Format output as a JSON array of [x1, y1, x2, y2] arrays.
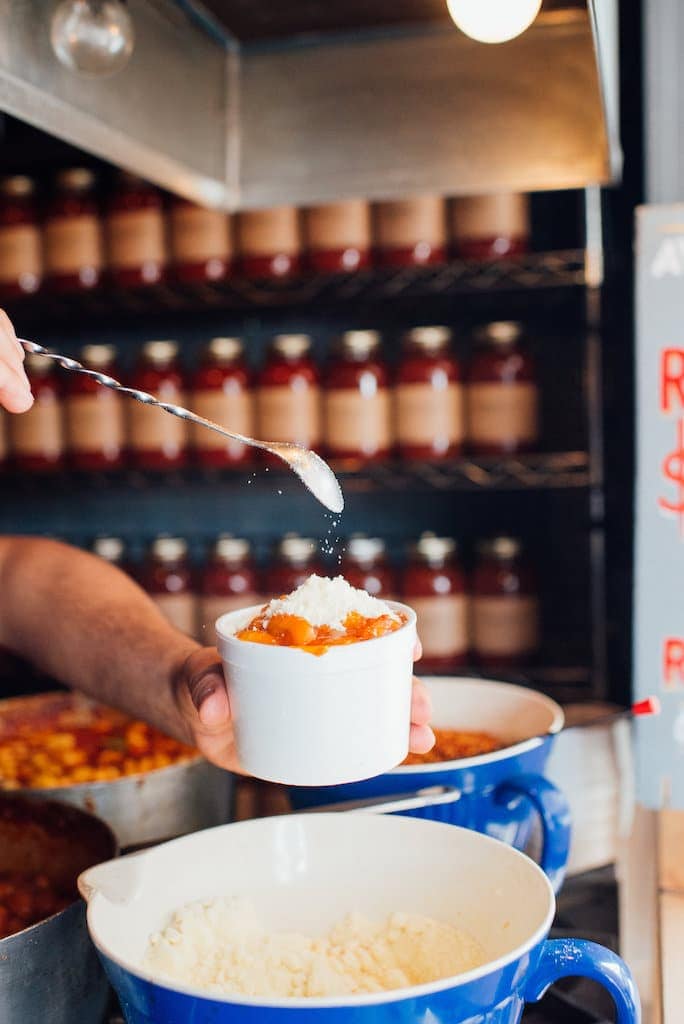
[[216, 576, 417, 786]]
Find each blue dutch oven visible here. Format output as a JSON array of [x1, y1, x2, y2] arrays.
[[289, 678, 571, 891], [78, 814, 639, 1024]]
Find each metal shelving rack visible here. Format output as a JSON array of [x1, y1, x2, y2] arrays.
[[0, 200, 608, 705]]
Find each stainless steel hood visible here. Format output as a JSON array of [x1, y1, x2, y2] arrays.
[[0, 1, 620, 209]]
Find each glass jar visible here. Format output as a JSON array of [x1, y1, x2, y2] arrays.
[[65, 344, 126, 470], [471, 536, 539, 669], [0, 175, 42, 298], [106, 172, 166, 287], [264, 535, 321, 598], [190, 337, 253, 467], [256, 334, 321, 449], [450, 193, 530, 260], [235, 207, 301, 279], [341, 535, 395, 598], [8, 353, 65, 472], [323, 330, 392, 463], [303, 200, 371, 274], [92, 535, 127, 569], [467, 321, 539, 455], [169, 196, 231, 283], [129, 340, 188, 469], [140, 536, 197, 636], [198, 536, 262, 638], [395, 326, 464, 461], [374, 196, 446, 267], [44, 168, 104, 292], [402, 533, 468, 672]]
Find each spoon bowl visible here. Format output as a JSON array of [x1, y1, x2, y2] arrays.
[[18, 339, 344, 514]]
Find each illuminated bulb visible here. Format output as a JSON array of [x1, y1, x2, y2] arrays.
[[446, 0, 542, 44], [51, 0, 135, 77]]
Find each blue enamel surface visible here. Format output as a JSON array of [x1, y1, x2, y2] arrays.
[[289, 737, 571, 890], [100, 936, 640, 1024]]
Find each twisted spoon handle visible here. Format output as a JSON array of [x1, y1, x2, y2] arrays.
[[19, 339, 260, 451]]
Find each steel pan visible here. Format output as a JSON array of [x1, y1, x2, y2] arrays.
[[0, 793, 118, 1024], [0, 692, 234, 848]]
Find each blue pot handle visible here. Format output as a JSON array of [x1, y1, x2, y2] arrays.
[[525, 938, 641, 1023], [494, 772, 571, 892]]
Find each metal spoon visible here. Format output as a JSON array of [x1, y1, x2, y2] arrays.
[[19, 339, 344, 514]]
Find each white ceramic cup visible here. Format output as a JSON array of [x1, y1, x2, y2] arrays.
[[216, 601, 417, 787]]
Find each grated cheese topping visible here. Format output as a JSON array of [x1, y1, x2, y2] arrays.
[[261, 574, 398, 631]]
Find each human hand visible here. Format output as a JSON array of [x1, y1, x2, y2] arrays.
[[0, 310, 32, 413], [175, 641, 435, 774]]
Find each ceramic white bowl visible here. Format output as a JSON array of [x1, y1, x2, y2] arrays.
[[216, 601, 417, 786], [78, 815, 640, 1024]]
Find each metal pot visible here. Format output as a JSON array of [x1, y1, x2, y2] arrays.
[[0, 793, 118, 1024], [0, 693, 234, 848]]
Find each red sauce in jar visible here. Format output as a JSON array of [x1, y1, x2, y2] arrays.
[[467, 321, 539, 455], [0, 176, 42, 298], [65, 345, 126, 471], [190, 337, 253, 467], [374, 196, 446, 267], [198, 535, 262, 638], [323, 330, 392, 463], [264, 535, 322, 598], [303, 200, 371, 274], [340, 535, 396, 598], [235, 207, 301, 279], [396, 326, 464, 461], [402, 533, 468, 671], [44, 168, 103, 292], [169, 196, 231, 283], [9, 353, 64, 472], [450, 193, 529, 261], [472, 536, 539, 670], [140, 537, 197, 637], [256, 334, 321, 450], [106, 172, 166, 288], [129, 341, 188, 469]]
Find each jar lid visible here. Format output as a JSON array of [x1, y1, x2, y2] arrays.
[[346, 534, 386, 563], [56, 168, 96, 192], [142, 340, 180, 366], [151, 536, 188, 562], [25, 353, 54, 376], [413, 532, 456, 563], [276, 534, 317, 565], [272, 334, 311, 359], [213, 534, 251, 562], [340, 330, 380, 358], [474, 321, 522, 347], [403, 326, 452, 351], [206, 337, 243, 362], [93, 536, 125, 564], [477, 535, 522, 560], [80, 343, 117, 368], [0, 175, 35, 197]]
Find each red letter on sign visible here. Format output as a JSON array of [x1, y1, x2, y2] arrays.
[[663, 637, 684, 687], [661, 349, 684, 413]]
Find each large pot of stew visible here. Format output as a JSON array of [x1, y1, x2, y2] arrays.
[[0, 793, 117, 1024]]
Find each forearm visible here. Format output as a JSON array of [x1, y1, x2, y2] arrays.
[[0, 537, 200, 742]]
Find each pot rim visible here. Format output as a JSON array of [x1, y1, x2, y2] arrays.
[[390, 676, 564, 774], [86, 815, 555, 1010]]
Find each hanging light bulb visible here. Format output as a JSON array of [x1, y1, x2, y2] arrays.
[[446, 0, 542, 44], [51, 0, 135, 77]]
